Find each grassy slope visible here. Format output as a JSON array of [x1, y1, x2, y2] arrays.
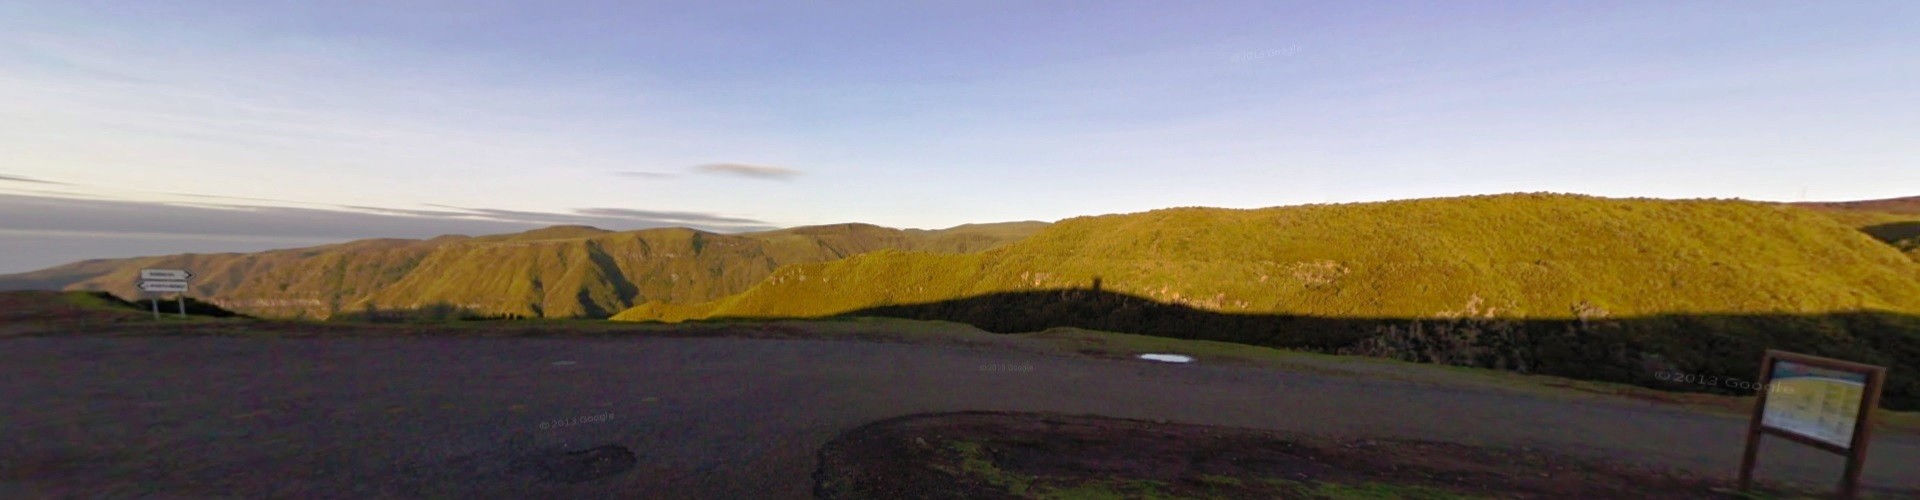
[[623, 194, 1920, 321], [0, 290, 247, 335], [0, 238, 450, 318], [0, 291, 149, 324], [0, 222, 1047, 319]]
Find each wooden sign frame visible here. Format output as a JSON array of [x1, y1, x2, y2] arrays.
[[1737, 350, 1887, 499]]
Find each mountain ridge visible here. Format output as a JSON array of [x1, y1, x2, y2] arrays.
[[7, 193, 1915, 320], [0, 221, 1050, 318], [616, 193, 1920, 322]]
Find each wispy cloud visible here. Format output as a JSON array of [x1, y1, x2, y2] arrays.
[[0, 193, 776, 242], [0, 191, 787, 273], [615, 164, 805, 181], [424, 204, 774, 230], [0, 173, 68, 185], [335, 205, 487, 218], [573, 207, 768, 226], [164, 191, 305, 204], [694, 163, 802, 180]]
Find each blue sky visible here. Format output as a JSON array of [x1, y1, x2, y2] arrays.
[[2, 1, 1918, 272]]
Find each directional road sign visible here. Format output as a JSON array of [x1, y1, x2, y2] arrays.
[[141, 269, 194, 281], [139, 280, 190, 293]]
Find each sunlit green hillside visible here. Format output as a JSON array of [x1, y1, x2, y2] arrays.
[[613, 194, 1920, 408], [619, 194, 1920, 322]]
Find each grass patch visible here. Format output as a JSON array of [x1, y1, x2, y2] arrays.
[[946, 440, 1034, 495], [1036, 479, 1171, 499], [1195, 475, 1241, 487], [1309, 480, 1479, 500]]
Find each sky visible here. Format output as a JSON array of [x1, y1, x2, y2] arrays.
[[2, 1, 1918, 273]]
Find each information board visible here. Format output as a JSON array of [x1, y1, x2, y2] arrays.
[[1760, 360, 1869, 449], [1738, 350, 1886, 500]]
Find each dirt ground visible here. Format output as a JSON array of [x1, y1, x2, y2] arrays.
[[6, 333, 1918, 498], [816, 412, 1837, 500], [4, 297, 1918, 498]]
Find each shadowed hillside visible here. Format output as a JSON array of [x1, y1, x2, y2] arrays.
[[619, 287, 1920, 412], [1866, 221, 1920, 247], [0, 222, 1047, 319], [0, 291, 154, 328], [815, 288, 1920, 410], [0, 291, 244, 335]]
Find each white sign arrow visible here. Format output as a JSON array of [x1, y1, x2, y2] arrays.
[[139, 280, 190, 293], [141, 269, 193, 281]]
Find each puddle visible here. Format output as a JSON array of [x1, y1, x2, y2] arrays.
[[1138, 354, 1194, 363]]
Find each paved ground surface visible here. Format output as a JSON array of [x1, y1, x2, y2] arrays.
[[2, 335, 1917, 499]]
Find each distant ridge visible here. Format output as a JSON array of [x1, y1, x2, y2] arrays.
[[1791, 195, 1920, 215], [498, 225, 615, 241], [0, 221, 1048, 318]]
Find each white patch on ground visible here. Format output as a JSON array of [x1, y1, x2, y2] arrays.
[[1138, 354, 1194, 363]]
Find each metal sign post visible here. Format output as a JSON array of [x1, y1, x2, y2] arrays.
[[1737, 350, 1887, 499]]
